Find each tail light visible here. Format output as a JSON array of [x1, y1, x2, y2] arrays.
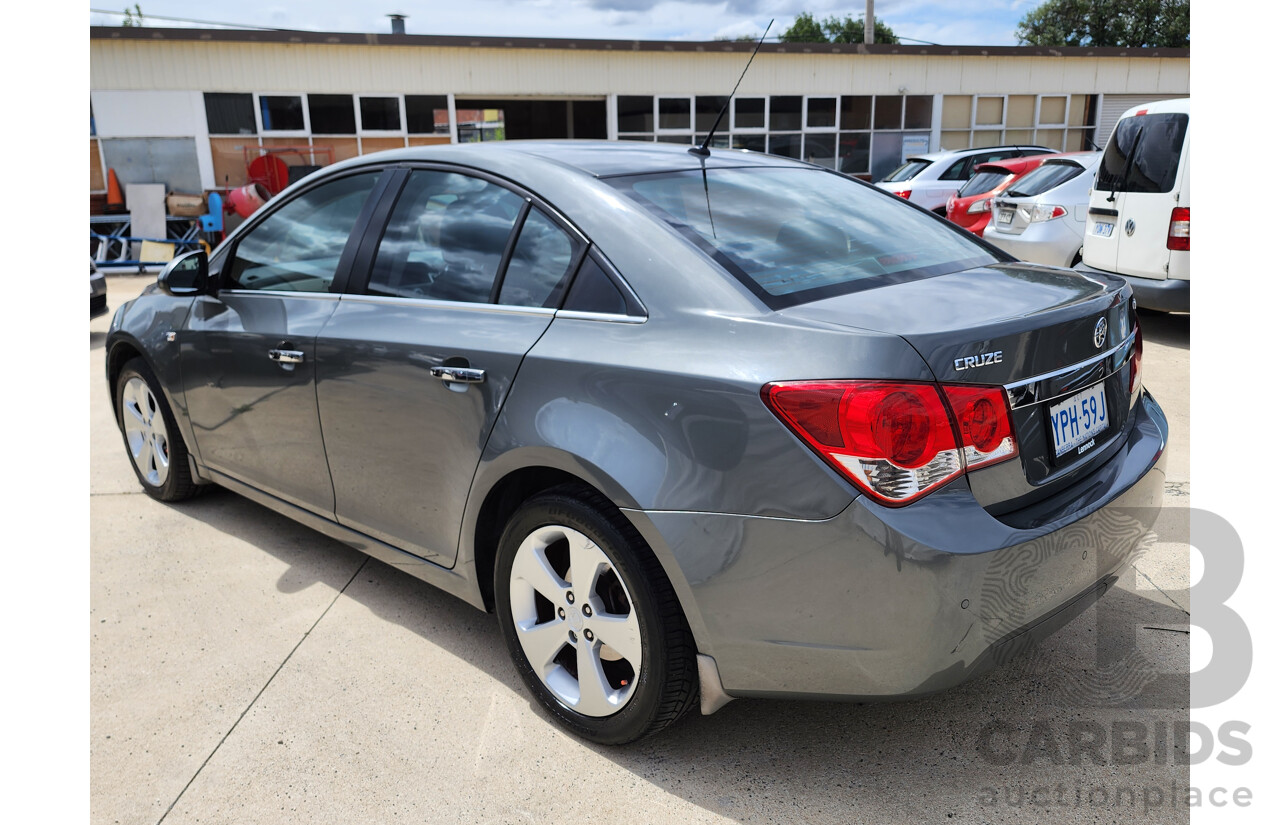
[[892, 189, 912, 200], [1167, 207, 1190, 251], [1129, 322, 1144, 394], [762, 380, 1019, 506], [1025, 204, 1068, 222], [966, 198, 992, 215]]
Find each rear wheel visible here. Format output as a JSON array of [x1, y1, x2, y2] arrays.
[[494, 484, 697, 744], [115, 357, 199, 502]]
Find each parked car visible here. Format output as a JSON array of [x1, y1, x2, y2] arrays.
[[875, 145, 1054, 213], [90, 258, 108, 318], [1076, 98, 1190, 312], [983, 152, 1103, 268], [945, 155, 1050, 234], [106, 141, 1164, 744]]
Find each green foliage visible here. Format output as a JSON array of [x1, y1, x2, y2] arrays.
[[121, 4, 143, 27], [781, 11, 899, 44], [1016, 0, 1189, 47]]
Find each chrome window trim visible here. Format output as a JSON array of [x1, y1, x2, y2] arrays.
[[554, 309, 647, 324], [338, 292, 557, 317], [217, 289, 342, 301], [1004, 329, 1136, 409]]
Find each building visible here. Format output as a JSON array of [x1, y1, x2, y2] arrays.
[[89, 25, 1189, 204]]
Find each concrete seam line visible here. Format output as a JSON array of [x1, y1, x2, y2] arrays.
[[1131, 563, 1190, 616], [154, 556, 370, 825]]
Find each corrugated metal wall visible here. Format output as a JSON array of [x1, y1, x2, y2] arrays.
[[90, 41, 1190, 99]]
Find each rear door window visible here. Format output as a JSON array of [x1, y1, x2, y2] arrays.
[[880, 159, 931, 183], [367, 170, 524, 303], [1097, 113, 1188, 194]]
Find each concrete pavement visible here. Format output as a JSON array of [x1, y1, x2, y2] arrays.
[[91, 275, 1191, 824]]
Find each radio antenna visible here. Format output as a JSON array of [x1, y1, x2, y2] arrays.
[[689, 19, 773, 157]]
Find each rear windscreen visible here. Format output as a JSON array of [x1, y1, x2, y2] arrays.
[[609, 167, 995, 308], [1005, 161, 1084, 197], [1097, 112, 1188, 194], [880, 159, 931, 183], [957, 170, 1012, 198]]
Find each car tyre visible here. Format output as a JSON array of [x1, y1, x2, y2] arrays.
[[494, 484, 698, 744], [115, 357, 199, 502]]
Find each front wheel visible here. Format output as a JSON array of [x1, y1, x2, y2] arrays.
[[115, 357, 199, 502], [494, 485, 698, 744]]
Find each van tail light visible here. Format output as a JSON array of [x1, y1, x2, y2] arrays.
[[1129, 322, 1144, 394], [1167, 207, 1190, 251], [892, 189, 912, 200], [762, 380, 1018, 506]]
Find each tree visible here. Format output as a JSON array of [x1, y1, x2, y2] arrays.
[[121, 4, 144, 26], [1016, 0, 1189, 48], [781, 12, 900, 44]]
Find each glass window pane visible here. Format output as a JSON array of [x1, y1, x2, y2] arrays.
[[696, 96, 729, 132], [308, 94, 355, 134], [975, 97, 1004, 126], [971, 130, 1004, 148], [228, 172, 379, 291], [1004, 129, 1035, 144], [768, 133, 802, 159], [769, 96, 802, 131], [564, 255, 626, 315], [807, 98, 836, 129], [1039, 96, 1067, 124], [360, 97, 401, 131], [940, 132, 970, 151], [873, 96, 903, 130], [735, 98, 765, 129], [612, 167, 995, 304], [205, 93, 257, 135], [803, 134, 836, 169], [368, 171, 524, 302], [456, 108, 505, 142], [656, 134, 692, 144], [942, 96, 971, 129], [618, 96, 654, 132], [259, 96, 303, 131], [405, 95, 450, 134], [840, 96, 871, 130], [903, 95, 932, 130], [499, 209, 576, 308], [837, 132, 870, 175], [1069, 95, 1091, 127], [1035, 128, 1065, 150], [869, 131, 904, 181], [658, 97, 690, 130], [732, 134, 766, 152]]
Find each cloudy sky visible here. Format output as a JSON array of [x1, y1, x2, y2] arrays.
[[88, 1, 1041, 46]]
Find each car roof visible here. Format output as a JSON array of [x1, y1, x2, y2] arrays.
[[317, 139, 812, 180], [1121, 97, 1190, 118], [972, 156, 1042, 175], [904, 145, 1052, 164]]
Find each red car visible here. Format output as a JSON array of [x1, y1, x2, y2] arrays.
[[945, 155, 1049, 234]]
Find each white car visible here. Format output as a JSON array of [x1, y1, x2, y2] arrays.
[[1076, 98, 1190, 312], [982, 152, 1102, 268], [875, 145, 1054, 214]]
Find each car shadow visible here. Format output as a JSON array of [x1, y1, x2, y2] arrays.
[[169, 486, 1191, 823], [90, 331, 106, 351], [1138, 308, 1188, 350]]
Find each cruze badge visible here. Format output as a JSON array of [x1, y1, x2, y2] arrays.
[[954, 350, 1003, 371]]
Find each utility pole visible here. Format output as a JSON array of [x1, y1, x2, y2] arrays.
[[865, 0, 874, 45]]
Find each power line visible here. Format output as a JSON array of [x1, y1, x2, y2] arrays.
[[88, 8, 288, 31]]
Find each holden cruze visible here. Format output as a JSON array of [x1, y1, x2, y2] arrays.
[[106, 140, 1166, 744]]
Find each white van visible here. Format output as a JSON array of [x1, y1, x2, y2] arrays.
[[1076, 98, 1190, 312]]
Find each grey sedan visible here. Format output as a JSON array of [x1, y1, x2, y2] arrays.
[[105, 141, 1166, 743]]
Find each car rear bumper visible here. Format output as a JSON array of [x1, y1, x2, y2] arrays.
[[984, 222, 1081, 268], [626, 390, 1167, 701], [1074, 262, 1189, 313], [90, 272, 108, 318]]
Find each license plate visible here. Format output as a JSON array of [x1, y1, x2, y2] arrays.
[[1048, 383, 1108, 458], [1093, 221, 1114, 237], [997, 209, 1013, 224]]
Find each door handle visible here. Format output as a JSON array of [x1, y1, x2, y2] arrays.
[[429, 366, 485, 384], [268, 349, 305, 365]]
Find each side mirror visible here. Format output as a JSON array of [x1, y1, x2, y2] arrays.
[[157, 250, 209, 296]]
